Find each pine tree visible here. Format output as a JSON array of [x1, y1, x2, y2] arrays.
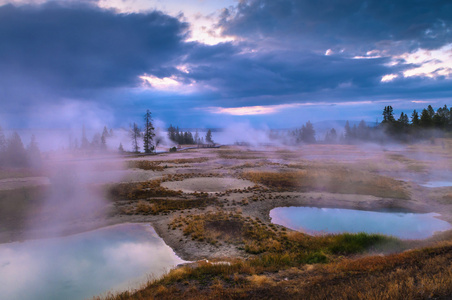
[[91, 133, 101, 150], [27, 135, 41, 169], [143, 110, 155, 153], [81, 125, 89, 149], [344, 121, 352, 142], [101, 132, 107, 150], [168, 125, 176, 142], [130, 123, 141, 153], [411, 110, 420, 126], [6, 132, 27, 167], [329, 128, 337, 142], [382, 106, 395, 123], [194, 129, 200, 145], [205, 129, 213, 144], [101, 126, 109, 150], [357, 120, 368, 140], [420, 109, 433, 128], [301, 121, 316, 143], [102, 126, 109, 138], [427, 105, 435, 118]]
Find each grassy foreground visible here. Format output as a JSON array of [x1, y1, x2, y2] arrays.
[[97, 240, 452, 300], [96, 210, 452, 300]]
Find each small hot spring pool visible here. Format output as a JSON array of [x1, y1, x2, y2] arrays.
[[420, 181, 452, 188], [270, 207, 452, 239], [0, 223, 186, 300]]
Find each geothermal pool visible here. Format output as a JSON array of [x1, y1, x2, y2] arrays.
[[270, 207, 452, 239], [0, 223, 185, 300], [420, 181, 452, 188]]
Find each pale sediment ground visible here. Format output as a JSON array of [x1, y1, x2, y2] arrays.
[[161, 177, 255, 193], [1, 141, 452, 261], [0, 177, 50, 190]]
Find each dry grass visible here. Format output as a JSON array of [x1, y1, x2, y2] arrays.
[[242, 168, 409, 199], [440, 193, 452, 204], [98, 241, 452, 300], [126, 161, 165, 171], [123, 197, 217, 215], [109, 179, 183, 200], [127, 158, 209, 171], [163, 158, 210, 164], [386, 154, 427, 172], [216, 149, 264, 160]]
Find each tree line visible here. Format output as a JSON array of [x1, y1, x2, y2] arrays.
[[291, 104, 451, 145], [167, 125, 214, 146], [0, 127, 41, 169], [381, 104, 451, 139]]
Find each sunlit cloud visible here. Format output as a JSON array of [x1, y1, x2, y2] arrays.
[[381, 74, 399, 82], [203, 101, 376, 116], [176, 65, 190, 74], [139, 74, 181, 89], [395, 44, 452, 79], [411, 100, 434, 104], [204, 103, 302, 115], [98, 0, 236, 45]]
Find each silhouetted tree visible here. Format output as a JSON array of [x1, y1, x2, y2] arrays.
[[27, 135, 41, 169], [168, 125, 177, 142], [427, 105, 435, 119], [420, 109, 433, 128], [5, 132, 27, 167], [81, 125, 89, 149], [344, 121, 352, 142], [206, 129, 213, 144], [143, 109, 155, 153], [411, 110, 420, 126], [91, 133, 101, 150], [356, 120, 368, 140], [100, 134, 107, 150], [301, 121, 316, 143], [324, 128, 337, 143], [382, 106, 395, 123], [194, 129, 200, 145], [130, 123, 141, 153], [101, 127, 108, 150]]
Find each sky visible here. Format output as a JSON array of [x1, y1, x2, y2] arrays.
[[0, 0, 451, 130]]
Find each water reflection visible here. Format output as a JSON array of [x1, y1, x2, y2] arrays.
[[0, 223, 185, 300], [420, 181, 452, 188], [270, 207, 452, 239]]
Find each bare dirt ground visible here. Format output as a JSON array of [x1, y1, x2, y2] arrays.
[[1, 140, 452, 261]]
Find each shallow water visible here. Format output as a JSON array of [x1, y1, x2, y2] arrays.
[[0, 223, 185, 300], [420, 181, 452, 188], [270, 207, 452, 239]]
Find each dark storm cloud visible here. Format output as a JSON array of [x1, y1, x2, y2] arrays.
[[219, 0, 452, 52], [0, 3, 188, 91], [0, 0, 451, 129], [183, 45, 394, 101], [176, 39, 435, 107]]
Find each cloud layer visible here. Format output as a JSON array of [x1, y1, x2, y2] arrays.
[[0, 0, 451, 128]]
